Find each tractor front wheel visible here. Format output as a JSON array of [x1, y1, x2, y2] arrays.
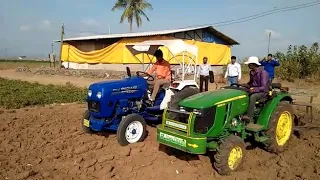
[[82, 110, 93, 134], [264, 101, 294, 153], [213, 135, 246, 175], [117, 114, 147, 146]]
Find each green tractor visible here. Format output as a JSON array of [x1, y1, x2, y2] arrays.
[[156, 83, 294, 175]]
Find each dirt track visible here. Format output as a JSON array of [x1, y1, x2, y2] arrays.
[[0, 104, 320, 180], [1, 70, 320, 179]]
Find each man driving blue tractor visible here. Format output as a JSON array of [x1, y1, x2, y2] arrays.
[[146, 49, 171, 104]]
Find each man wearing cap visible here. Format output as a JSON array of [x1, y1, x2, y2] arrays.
[[146, 49, 171, 103], [224, 56, 242, 86], [242, 56, 269, 121]]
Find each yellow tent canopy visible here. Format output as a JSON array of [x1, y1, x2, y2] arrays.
[[61, 36, 231, 65]]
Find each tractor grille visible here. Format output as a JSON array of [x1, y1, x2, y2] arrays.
[[194, 106, 216, 134], [167, 110, 190, 124], [88, 101, 100, 113]]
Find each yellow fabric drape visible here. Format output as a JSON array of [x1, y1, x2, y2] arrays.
[[61, 36, 231, 65]]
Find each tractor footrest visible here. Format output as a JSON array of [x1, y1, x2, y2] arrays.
[[245, 123, 264, 132]]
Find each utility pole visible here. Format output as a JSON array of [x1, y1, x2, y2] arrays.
[[51, 43, 54, 53], [58, 23, 65, 68], [267, 32, 271, 55]]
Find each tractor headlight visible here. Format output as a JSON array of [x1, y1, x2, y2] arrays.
[[193, 109, 202, 115], [88, 90, 92, 97], [96, 91, 102, 99], [179, 107, 186, 112]]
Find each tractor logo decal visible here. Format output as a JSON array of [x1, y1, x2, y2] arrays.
[[112, 86, 138, 92], [159, 132, 186, 147]]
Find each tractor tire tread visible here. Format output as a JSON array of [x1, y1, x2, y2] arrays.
[[82, 110, 93, 134], [264, 101, 294, 154], [168, 87, 198, 109], [213, 135, 246, 176]]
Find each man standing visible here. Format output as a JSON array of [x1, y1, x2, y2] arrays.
[[197, 57, 212, 92], [224, 56, 242, 85], [242, 56, 269, 122], [146, 49, 171, 103], [260, 54, 280, 83]]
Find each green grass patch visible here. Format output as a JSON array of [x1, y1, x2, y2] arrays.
[[0, 78, 87, 109], [0, 60, 52, 70]]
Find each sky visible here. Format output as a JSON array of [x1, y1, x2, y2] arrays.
[[0, 0, 319, 59]]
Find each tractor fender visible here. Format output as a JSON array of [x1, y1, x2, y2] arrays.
[[256, 93, 293, 128]]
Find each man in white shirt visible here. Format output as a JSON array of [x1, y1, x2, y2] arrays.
[[224, 56, 241, 86], [197, 57, 212, 92]]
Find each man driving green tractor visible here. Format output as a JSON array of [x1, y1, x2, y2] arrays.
[[242, 56, 270, 122], [157, 56, 294, 175]]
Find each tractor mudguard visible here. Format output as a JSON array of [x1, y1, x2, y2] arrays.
[[256, 93, 293, 128]]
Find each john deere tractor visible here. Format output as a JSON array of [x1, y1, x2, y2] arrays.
[[156, 83, 294, 175]]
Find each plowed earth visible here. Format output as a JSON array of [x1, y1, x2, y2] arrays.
[[0, 104, 320, 180]]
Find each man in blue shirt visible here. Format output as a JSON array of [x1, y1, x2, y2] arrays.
[[260, 54, 280, 83]]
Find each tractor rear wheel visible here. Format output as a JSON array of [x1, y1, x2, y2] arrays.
[[168, 87, 198, 109], [82, 110, 93, 134], [213, 135, 246, 175], [264, 101, 294, 153], [117, 114, 147, 146]]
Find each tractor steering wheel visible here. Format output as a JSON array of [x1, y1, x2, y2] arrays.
[[136, 71, 155, 81]]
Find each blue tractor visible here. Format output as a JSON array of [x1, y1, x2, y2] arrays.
[[82, 67, 199, 146]]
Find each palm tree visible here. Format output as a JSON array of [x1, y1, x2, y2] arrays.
[[111, 0, 153, 32]]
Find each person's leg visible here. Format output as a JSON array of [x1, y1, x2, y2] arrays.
[[204, 76, 209, 91], [199, 75, 204, 92], [230, 77, 236, 85], [244, 93, 266, 120], [227, 77, 231, 86], [150, 79, 169, 101]]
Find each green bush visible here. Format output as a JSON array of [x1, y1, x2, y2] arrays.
[[223, 42, 320, 83], [275, 42, 320, 82], [0, 78, 87, 109]]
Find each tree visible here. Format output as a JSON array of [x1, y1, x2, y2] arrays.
[[111, 0, 153, 32]]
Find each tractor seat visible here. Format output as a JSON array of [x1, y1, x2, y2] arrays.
[[255, 90, 276, 105]]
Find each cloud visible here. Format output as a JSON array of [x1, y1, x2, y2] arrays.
[[81, 19, 100, 26], [39, 20, 51, 30], [19, 25, 31, 31], [264, 29, 281, 39]]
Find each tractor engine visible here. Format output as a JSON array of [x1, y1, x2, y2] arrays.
[[86, 76, 148, 118], [173, 89, 249, 135]]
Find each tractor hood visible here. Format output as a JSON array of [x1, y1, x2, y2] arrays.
[[178, 89, 248, 109], [88, 76, 148, 100]]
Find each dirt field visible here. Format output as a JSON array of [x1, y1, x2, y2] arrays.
[[1, 69, 320, 180], [1, 104, 320, 180]]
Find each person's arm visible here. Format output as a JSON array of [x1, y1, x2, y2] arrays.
[[247, 71, 253, 86], [147, 64, 157, 74], [237, 64, 242, 80], [224, 64, 229, 78], [253, 71, 268, 93], [272, 59, 280, 67]]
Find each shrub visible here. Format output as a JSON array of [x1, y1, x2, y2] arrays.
[[0, 78, 87, 109]]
